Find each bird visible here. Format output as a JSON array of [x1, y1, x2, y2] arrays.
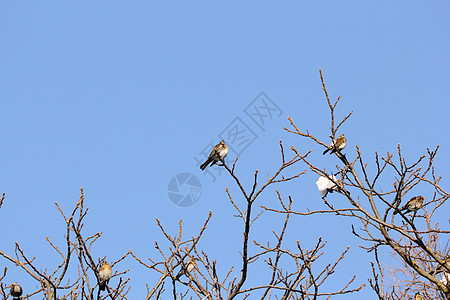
[[429, 255, 450, 275], [200, 140, 229, 170], [98, 261, 112, 291], [10, 282, 23, 299], [414, 292, 424, 300], [176, 258, 197, 280], [394, 196, 425, 215], [323, 134, 347, 155]]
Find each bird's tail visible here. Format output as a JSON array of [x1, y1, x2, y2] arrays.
[[393, 206, 404, 215], [394, 208, 406, 215], [100, 283, 106, 291], [200, 159, 211, 170], [175, 271, 183, 280], [323, 148, 330, 155]]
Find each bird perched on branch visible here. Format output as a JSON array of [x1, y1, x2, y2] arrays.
[[176, 258, 197, 280], [98, 261, 112, 291], [414, 292, 424, 300], [10, 282, 22, 299], [323, 134, 347, 155], [394, 196, 425, 215], [200, 140, 228, 170]]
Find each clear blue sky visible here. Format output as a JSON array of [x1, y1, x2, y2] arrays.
[[1, 2, 449, 299]]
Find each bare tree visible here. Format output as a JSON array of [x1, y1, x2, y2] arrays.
[[130, 141, 363, 299], [264, 69, 450, 299], [3, 70, 444, 299], [0, 145, 363, 299], [0, 189, 130, 300]]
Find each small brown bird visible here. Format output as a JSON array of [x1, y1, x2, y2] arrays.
[[323, 134, 347, 155], [429, 255, 450, 275], [414, 292, 424, 300], [10, 282, 23, 299], [176, 258, 197, 280], [394, 196, 425, 215], [200, 140, 229, 170], [98, 261, 112, 291]]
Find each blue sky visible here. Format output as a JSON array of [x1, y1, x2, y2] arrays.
[[0, 1, 449, 299]]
